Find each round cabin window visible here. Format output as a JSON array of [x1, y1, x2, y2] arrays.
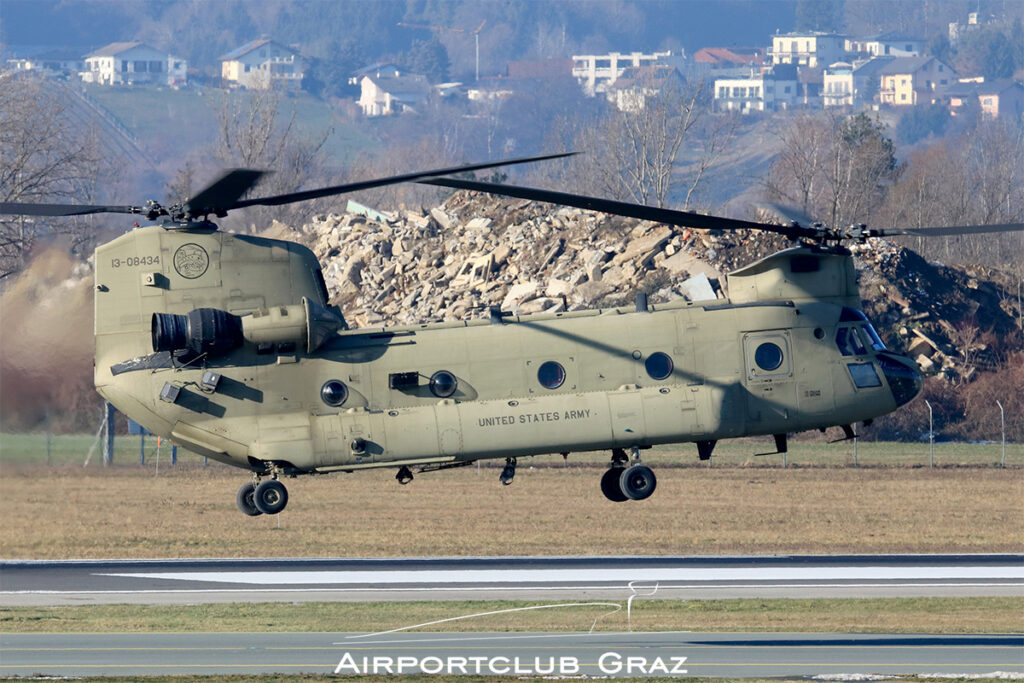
[[429, 370, 458, 398], [754, 342, 784, 371], [320, 380, 348, 407], [537, 361, 566, 389], [644, 352, 674, 380]]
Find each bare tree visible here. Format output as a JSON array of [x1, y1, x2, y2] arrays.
[[212, 88, 332, 231], [763, 112, 900, 228], [557, 77, 711, 209], [0, 75, 105, 277]]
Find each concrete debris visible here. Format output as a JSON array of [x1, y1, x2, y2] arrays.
[[296, 191, 1021, 384]]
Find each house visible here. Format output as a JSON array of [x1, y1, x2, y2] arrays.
[[878, 56, 956, 106], [219, 38, 305, 90], [357, 70, 430, 116], [6, 49, 83, 78], [949, 79, 1024, 119], [822, 57, 894, 107], [605, 65, 683, 112], [81, 42, 186, 86], [714, 65, 798, 112], [846, 33, 923, 58], [769, 32, 847, 68], [571, 50, 676, 96]]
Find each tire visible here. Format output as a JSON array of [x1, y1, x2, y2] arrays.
[[254, 479, 289, 515], [600, 467, 629, 502], [619, 465, 657, 501], [236, 482, 262, 516]]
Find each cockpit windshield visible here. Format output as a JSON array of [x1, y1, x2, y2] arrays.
[[835, 308, 887, 356]]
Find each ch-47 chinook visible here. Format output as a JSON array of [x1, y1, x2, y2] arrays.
[[4, 157, 1021, 516]]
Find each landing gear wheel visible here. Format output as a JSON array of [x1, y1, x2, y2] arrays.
[[254, 479, 289, 515], [236, 482, 262, 516], [601, 468, 629, 502], [619, 465, 657, 501]]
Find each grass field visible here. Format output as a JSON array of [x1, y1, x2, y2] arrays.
[[2, 597, 1020, 634], [0, 439, 1020, 558]]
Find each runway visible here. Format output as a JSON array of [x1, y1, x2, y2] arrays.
[[1, 631, 1021, 677], [2, 554, 1022, 605]]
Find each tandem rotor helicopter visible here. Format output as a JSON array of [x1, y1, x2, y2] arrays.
[[3, 153, 1020, 515]]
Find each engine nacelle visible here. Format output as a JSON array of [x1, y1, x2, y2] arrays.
[[152, 297, 345, 357]]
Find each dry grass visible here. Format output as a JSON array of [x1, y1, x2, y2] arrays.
[[0, 462, 1021, 558], [1, 597, 1021, 635]]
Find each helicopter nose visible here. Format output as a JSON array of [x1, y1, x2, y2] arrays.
[[876, 353, 924, 407]]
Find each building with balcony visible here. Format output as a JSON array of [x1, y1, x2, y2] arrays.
[[846, 32, 923, 58], [822, 56, 894, 107], [714, 65, 798, 112], [219, 38, 305, 90], [878, 56, 955, 106], [81, 42, 186, 86], [571, 50, 676, 96], [769, 32, 847, 68]]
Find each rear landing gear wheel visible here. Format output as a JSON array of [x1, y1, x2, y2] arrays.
[[601, 467, 629, 502], [619, 465, 657, 501], [254, 479, 288, 515], [236, 482, 262, 516]]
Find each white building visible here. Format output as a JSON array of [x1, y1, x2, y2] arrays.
[[571, 50, 674, 96], [714, 66, 798, 112], [846, 33, 923, 58], [219, 38, 305, 90], [357, 71, 430, 116], [769, 32, 847, 68], [822, 57, 894, 108], [81, 42, 186, 86]]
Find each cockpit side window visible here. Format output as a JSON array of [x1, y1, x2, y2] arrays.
[[836, 325, 868, 356]]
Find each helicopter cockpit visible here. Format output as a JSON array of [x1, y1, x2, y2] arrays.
[[834, 307, 922, 407]]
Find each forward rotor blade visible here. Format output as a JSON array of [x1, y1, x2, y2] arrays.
[[418, 177, 820, 239], [231, 152, 576, 210], [880, 223, 1024, 237], [184, 169, 265, 218], [0, 202, 141, 217]]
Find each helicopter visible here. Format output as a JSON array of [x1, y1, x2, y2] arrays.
[[3, 155, 1020, 516]]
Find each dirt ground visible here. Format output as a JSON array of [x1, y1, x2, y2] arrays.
[[0, 462, 1020, 558]]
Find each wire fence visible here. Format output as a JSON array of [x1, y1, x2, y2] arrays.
[[1, 404, 1020, 470]]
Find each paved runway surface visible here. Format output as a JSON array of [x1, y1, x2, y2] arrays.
[[2, 631, 1021, 677], [2, 554, 1022, 606]]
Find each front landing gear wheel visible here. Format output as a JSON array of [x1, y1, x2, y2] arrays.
[[619, 465, 657, 500], [254, 479, 289, 515], [600, 468, 628, 502], [236, 482, 262, 516]]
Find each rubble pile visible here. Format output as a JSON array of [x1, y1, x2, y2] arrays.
[[276, 191, 1022, 383], [304, 193, 731, 327]]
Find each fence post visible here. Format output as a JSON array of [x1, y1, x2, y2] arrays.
[[925, 400, 934, 468], [853, 435, 858, 467], [139, 432, 146, 465], [45, 409, 52, 466], [996, 400, 1005, 468], [103, 402, 115, 466]]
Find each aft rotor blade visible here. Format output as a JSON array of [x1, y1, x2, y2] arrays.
[[0, 202, 141, 217], [185, 169, 265, 218], [230, 152, 576, 210], [880, 223, 1024, 237], [418, 177, 820, 239]]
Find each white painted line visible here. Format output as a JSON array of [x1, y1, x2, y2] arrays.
[[94, 565, 1024, 586]]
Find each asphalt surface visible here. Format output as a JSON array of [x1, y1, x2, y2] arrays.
[[2, 554, 1022, 605], [2, 631, 1021, 677]]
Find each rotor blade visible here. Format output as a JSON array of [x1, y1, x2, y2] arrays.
[[418, 177, 821, 239], [879, 223, 1024, 237], [0, 202, 140, 217], [230, 152, 577, 210], [184, 169, 266, 217]]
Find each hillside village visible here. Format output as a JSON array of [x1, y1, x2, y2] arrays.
[[6, 9, 1023, 121]]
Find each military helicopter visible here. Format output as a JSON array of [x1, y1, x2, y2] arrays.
[[3, 156, 1019, 515]]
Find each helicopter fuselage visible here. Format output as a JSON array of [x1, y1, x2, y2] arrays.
[[94, 224, 922, 482]]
